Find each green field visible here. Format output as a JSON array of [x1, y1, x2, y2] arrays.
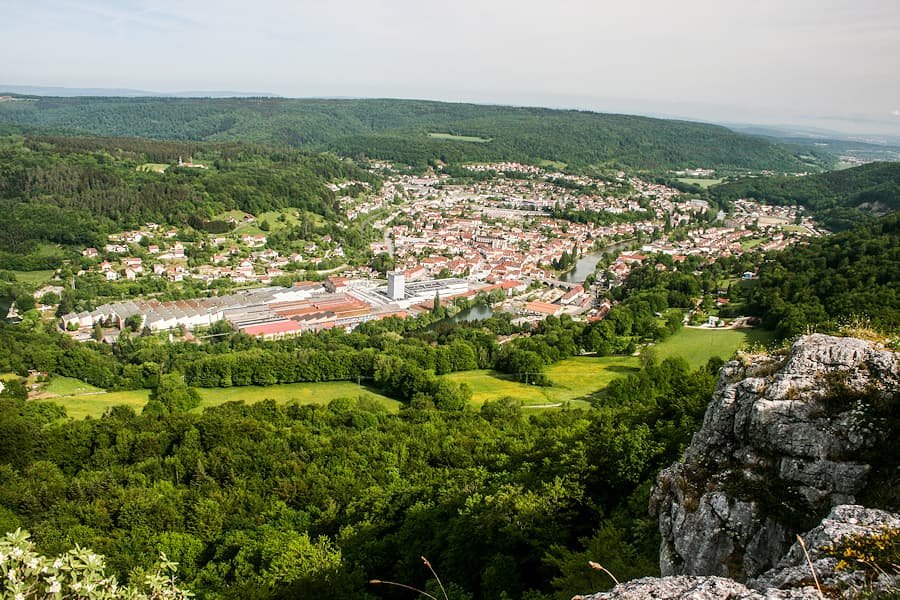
[[10, 270, 57, 286], [427, 132, 492, 143], [36, 381, 400, 419], [740, 237, 766, 250], [37, 389, 151, 419], [447, 356, 639, 408], [30, 331, 774, 419], [44, 376, 103, 396], [226, 208, 325, 235], [652, 327, 776, 368], [538, 159, 567, 170], [677, 177, 723, 188], [137, 163, 169, 173], [195, 381, 399, 410]]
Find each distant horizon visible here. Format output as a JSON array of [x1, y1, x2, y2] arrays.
[[3, 1, 898, 140]]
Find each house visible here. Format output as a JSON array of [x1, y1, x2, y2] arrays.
[[122, 257, 143, 271], [560, 285, 585, 305], [167, 266, 185, 282], [499, 280, 527, 296], [324, 276, 349, 293], [82, 247, 99, 258]]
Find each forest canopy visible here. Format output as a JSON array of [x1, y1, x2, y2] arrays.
[[0, 96, 827, 172]]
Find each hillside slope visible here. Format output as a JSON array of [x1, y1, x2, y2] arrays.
[[712, 161, 900, 229], [0, 134, 375, 269], [0, 96, 823, 172]]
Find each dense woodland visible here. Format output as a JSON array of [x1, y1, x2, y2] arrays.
[[0, 350, 719, 599], [736, 213, 900, 336], [0, 97, 827, 172], [0, 134, 378, 269]]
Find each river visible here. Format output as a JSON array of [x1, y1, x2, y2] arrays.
[[452, 303, 493, 322], [559, 239, 636, 284]]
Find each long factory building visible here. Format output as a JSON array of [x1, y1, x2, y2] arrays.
[[61, 276, 477, 340]]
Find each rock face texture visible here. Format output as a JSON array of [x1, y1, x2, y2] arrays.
[[577, 505, 899, 599], [651, 334, 898, 580], [751, 504, 900, 596], [575, 576, 820, 600]]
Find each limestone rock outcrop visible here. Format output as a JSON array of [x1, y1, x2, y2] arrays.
[[575, 575, 820, 599], [750, 504, 900, 597], [651, 334, 898, 580], [575, 505, 899, 599]]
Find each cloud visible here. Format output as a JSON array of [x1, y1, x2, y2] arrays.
[[892, 109, 900, 117]]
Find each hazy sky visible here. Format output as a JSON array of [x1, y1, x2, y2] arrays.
[[3, 0, 899, 134]]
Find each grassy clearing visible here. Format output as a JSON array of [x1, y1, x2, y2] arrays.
[[44, 376, 103, 396], [740, 238, 766, 250], [137, 163, 169, 173], [545, 356, 640, 400], [538, 159, 567, 170], [652, 327, 776, 369], [447, 356, 639, 408], [196, 382, 400, 411], [214, 210, 252, 221], [37, 381, 399, 419], [11, 270, 56, 286], [37, 390, 151, 420], [677, 177, 724, 188], [428, 132, 492, 143]]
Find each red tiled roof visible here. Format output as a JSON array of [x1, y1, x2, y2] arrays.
[[241, 320, 304, 337]]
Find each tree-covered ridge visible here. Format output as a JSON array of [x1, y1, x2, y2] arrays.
[[0, 134, 376, 268], [738, 213, 900, 336], [711, 161, 900, 230], [0, 96, 825, 172]]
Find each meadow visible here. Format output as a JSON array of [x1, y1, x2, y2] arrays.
[[676, 177, 724, 188], [652, 327, 776, 368], [30, 329, 774, 419], [11, 269, 57, 286], [427, 132, 492, 143], [447, 355, 640, 408], [136, 163, 169, 173], [36, 380, 399, 419]]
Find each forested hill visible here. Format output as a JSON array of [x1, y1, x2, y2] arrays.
[[737, 212, 900, 336], [0, 134, 375, 269], [711, 161, 900, 229], [0, 96, 824, 172]]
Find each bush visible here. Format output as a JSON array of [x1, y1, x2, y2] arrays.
[[0, 528, 192, 599]]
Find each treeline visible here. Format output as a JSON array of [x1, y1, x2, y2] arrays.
[[711, 161, 900, 230], [0, 352, 722, 599], [0, 134, 378, 268], [0, 97, 823, 172], [737, 213, 900, 336]]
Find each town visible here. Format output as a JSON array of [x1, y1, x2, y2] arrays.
[[23, 161, 818, 342]]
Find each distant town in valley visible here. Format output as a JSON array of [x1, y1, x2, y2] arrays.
[[11, 159, 820, 344]]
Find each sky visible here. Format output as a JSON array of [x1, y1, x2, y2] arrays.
[[2, 0, 900, 136]]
